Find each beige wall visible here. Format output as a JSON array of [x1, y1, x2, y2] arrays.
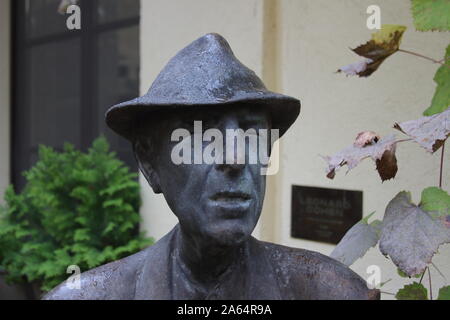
[[138, 0, 450, 299], [0, 0, 10, 203]]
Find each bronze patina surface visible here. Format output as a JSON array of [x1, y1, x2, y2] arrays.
[[44, 33, 379, 300]]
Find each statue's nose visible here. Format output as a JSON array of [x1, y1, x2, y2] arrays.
[[214, 116, 247, 174], [215, 137, 246, 175], [215, 162, 245, 175]]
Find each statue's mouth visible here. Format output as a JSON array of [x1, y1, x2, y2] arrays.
[[208, 191, 253, 215], [210, 191, 251, 202]]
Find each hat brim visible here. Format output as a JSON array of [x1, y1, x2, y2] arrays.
[[105, 91, 300, 142]]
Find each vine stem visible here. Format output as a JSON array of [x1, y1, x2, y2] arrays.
[[428, 267, 433, 300], [398, 49, 450, 69], [419, 268, 426, 284], [395, 138, 413, 144], [439, 142, 445, 189], [423, 143, 446, 300]]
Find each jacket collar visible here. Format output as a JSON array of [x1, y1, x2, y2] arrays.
[[134, 224, 282, 299]]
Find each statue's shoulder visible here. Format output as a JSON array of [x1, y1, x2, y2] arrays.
[[42, 247, 149, 300], [254, 239, 379, 300]]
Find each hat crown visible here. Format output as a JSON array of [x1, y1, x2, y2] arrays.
[[147, 33, 267, 104], [105, 33, 300, 141]]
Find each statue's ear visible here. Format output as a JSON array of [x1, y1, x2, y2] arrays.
[[133, 138, 162, 194]]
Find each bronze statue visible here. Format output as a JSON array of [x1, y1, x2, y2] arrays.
[[44, 33, 379, 300]]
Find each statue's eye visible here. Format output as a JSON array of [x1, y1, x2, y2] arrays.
[[179, 120, 195, 133], [202, 123, 214, 131]]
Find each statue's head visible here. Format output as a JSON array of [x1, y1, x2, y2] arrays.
[[132, 104, 271, 246], [105, 33, 300, 246]]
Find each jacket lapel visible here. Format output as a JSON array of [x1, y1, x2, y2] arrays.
[[134, 226, 178, 299]]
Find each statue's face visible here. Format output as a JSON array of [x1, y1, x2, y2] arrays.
[[139, 105, 271, 246]]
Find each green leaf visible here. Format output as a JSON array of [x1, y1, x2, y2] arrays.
[[397, 268, 421, 278], [371, 25, 407, 46], [424, 44, 450, 116], [395, 282, 428, 300], [73, 229, 91, 242], [411, 0, 450, 32], [421, 187, 450, 230], [397, 268, 408, 278], [438, 285, 450, 300], [370, 220, 383, 237], [103, 198, 124, 208], [361, 211, 376, 224], [421, 187, 450, 216]]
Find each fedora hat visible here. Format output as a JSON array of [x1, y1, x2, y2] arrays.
[[105, 33, 300, 141]]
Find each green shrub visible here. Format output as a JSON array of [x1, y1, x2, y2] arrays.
[[0, 137, 153, 292]]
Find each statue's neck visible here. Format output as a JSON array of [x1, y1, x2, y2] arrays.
[[175, 226, 244, 286]]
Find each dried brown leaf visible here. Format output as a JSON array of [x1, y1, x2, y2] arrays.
[[352, 31, 404, 60], [338, 25, 406, 77], [323, 134, 398, 181], [376, 147, 398, 182]]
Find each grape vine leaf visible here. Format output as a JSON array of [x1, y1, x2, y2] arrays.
[[330, 212, 382, 266], [424, 45, 450, 116], [323, 133, 398, 181], [438, 285, 450, 300], [395, 282, 428, 300], [394, 106, 450, 153], [421, 186, 450, 228], [411, 0, 450, 32], [397, 268, 421, 278], [379, 190, 450, 277], [421, 187, 450, 215], [337, 25, 407, 77]]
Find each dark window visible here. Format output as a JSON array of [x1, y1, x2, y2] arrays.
[[12, 0, 140, 190]]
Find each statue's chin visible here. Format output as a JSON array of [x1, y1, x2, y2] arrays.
[[202, 221, 255, 247]]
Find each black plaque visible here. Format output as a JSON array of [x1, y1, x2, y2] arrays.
[[291, 185, 362, 244]]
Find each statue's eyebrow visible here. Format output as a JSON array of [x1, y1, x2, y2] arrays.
[[238, 114, 269, 127], [185, 112, 222, 126], [171, 109, 269, 129]]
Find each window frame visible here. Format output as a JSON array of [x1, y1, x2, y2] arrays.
[[11, 0, 139, 190]]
